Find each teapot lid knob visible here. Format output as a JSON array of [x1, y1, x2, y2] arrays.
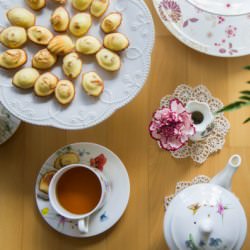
[[199, 218, 213, 235]]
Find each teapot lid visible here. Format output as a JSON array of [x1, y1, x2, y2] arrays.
[[164, 184, 247, 250]]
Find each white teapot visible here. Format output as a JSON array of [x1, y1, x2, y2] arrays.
[[164, 155, 247, 250]]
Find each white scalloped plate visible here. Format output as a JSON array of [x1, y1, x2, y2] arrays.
[[153, 0, 250, 57], [36, 142, 130, 237], [187, 0, 250, 16], [0, 0, 155, 130]]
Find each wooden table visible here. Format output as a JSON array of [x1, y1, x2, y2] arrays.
[[0, 1, 250, 249]]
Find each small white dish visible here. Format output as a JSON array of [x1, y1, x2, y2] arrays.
[[187, 0, 250, 16], [35, 142, 130, 237], [153, 0, 250, 57], [0, 102, 20, 145]]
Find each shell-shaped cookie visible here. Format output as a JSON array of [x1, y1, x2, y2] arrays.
[[51, 7, 69, 32], [104, 33, 129, 52], [54, 152, 80, 169], [25, 0, 46, 11], [90, 0, 109, 17], [39, 171, 56, 194], [71, 0, 93, 11], [62, 52, 82, 79], [96, 48, 121, 72], [28, 26, 53, 45], [7, 8, 36, 29], [55, 80, 75, 105], [0, 49, 27, 69], [69, 13, 92, 37], [75, 36, 101, 55], [32, 49, 57, 70], [48, 35, 74, 55], [101, 12, 122, 33], [12, 67, 40, 89], [34, 72, 58, 97], [0, 26, 27, 48], [82, 72, 104, 97]]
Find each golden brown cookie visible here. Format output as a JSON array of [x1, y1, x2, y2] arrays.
[[28, 26, 53, 45], [7, 8, 36, 28], [82, 72, 104, 97], [71, 0, 93, 11], [48, 35, 74, 55], [12, 67, 40, 89], [0, 49, 27, 69], [96, 48, 121, 72], [0, 26, 27, 48], [39, 171, 56, 194], [90, 0, 109, 17], [69, 13, 92, 37], [62, 52, 82, 79], [51, 7, 70, 32], [101, 12, 122, 33], [55, 80, 75, 105], [75, 35, 102, 55], [25, 0, 46, 11], [34, 72, 58, 97], [32, 49, 57, 70], [52, 0, 67, 4], [54, 152, 80, 169], [103, 33, 129, 52]]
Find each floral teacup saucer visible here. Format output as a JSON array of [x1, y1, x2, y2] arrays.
[[0, 102, 20, 145], [35, 143, 130, 237]]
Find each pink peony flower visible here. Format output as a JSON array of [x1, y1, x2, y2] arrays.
[[149, 99, 195, 151]]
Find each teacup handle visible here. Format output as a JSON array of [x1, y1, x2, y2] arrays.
[[78, 217, 89, 234]]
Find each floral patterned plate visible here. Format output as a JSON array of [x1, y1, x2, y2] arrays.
[[0, 102, 20, 145], [187, 0, 250, 16], [153, 0, 250, 57], [35, 143, 130, 237]]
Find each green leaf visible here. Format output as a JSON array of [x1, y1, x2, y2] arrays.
[[240, 90, 250, 95], [244, 65, 250, 70], [243, 117, 250, 124], [239, 96, 250, 101], [217, 101, 246, 113]]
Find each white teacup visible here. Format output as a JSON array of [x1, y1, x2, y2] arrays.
[[49, 164, 108, 233]]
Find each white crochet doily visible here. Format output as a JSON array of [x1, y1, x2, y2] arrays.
[[160, 84, 230, 164], [164, 175, 210, 210]]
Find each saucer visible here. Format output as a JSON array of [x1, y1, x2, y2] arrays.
[[35, 143, 130, 237], [153, 0, 250, 57], [187, 0, 250, 16], [0, 102, 21, 145]]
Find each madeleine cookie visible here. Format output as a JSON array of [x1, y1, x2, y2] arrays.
[[69, 13, 92, 37], [75, 36, 101, 55], [25, 0, 46, 11], [51, 7, 69, 32], [55, 80, 75, 105], [0, 49, 27, 69], [39, 171, 56, 194], [72, 0, 93, 11], [104, 33, 129, 52], [90, 0, 109, 17], [48, 35, 74, 55], [96, 48, 121, 72], [32, 49, 57, 70], [12, 67, 40, 89], [54, 152, 80, 169], [0, 26, 27, 48], [7, 8, 36, 29], [34, 72, 58, 97], [101, 12, 122, 33], [82, 72, 104, 97], [28, 26, 53, 45], [62, 52, 82, 79]]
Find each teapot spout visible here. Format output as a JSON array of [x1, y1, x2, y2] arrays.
[[210, 155, 241, 191]]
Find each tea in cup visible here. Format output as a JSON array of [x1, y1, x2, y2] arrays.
[[49, 164, 108, 233]]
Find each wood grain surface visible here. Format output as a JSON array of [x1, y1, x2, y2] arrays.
[[0, 1, 250, 249]]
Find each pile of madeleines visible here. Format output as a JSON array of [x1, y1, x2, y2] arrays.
[[0, 0, 129, 105]]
